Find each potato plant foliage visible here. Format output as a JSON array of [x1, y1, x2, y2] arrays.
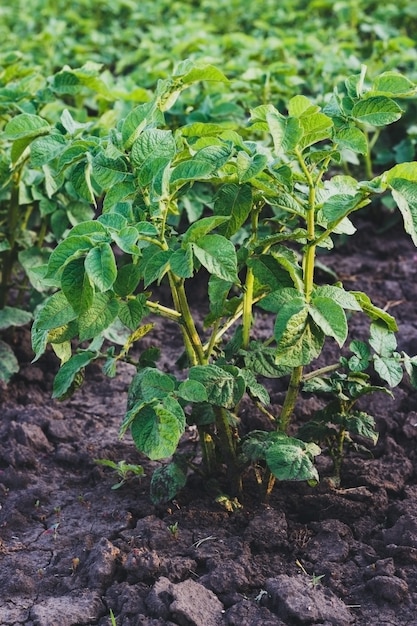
[[15, 60, 415, 502]]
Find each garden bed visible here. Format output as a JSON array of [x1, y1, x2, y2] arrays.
[[1, 218, 417, 626]]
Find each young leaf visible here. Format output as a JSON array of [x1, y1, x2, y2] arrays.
[[170, 246, 194, 279], [313, 285, 362, 311], [275, 319, 324, 367], [118, 297, 147, 330], [369, 322, 397, 357], [349, 340, 371, 372], [113, 264, 141, 297], [334, 126, 368, 155]]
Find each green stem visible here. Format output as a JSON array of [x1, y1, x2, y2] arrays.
[[215, 406, 242, 496], [242, 267, 254, 349], [302, 362, 340, 381], [279, 150, 318, 432]]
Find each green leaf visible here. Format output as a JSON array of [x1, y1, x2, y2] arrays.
[[183, 216, 230, 244], [92, 152, 129, 189], [351, 96, 403, 126], [118, 297, 146, 330], [404, 355, 417, 389], [335, 126, 368, 155], [131, 128, 176, 166], [236, 152, 267, 183], [85, 243, 117, 291], [349, 340, 371, 372], [110, 227, 140, 254], [170, 144, 232, 185], [371, 72, 416, 97], [321, 192, 364, 224], [266, 437, 320, 481], [313, 285, 362, 311], [266, 110, 302, 154], [142, 249, 171, 288], [52, 351, 96, 399], [130, 396, 185, 460], [30, 134, 66, 166], [240, 368, 270, 405], [345, 412, 378, 445], [274, 297, 308, 347], [61, 257, 94, 313], [309, 296, 347, 347], [275, 319, 324, 368], [298, 111, 333, 149], [46, 235, 93, 277], [259, 287, 304, 313], [180, 63, 228, 84], [0, 306, 32, 330], [242, 430, 285, 461], [0, 340, 19, 383], [113, 264, 142, 297], [214, 183, 253, 238], [177, 379, 208, 403], [189, 364, 245, 408], [242, 341, 292, 378], [78, 292, 119, 341], [170, 246, 194, 279], [373, 355, 403, 387], [192, 234, 238, 283], [150, 461, 187, 504], [122, 101, 161, 149], [369, 322, 397, 357], [4, 113, 50, 140], [34, 291, 77, 331], [249, 255, 297, 293], [389, 176, 417, 246], [351, 292, 398, 332], [128, 367, 176, 409]]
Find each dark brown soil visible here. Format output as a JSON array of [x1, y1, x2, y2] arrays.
[[1, 217, 417, 626]]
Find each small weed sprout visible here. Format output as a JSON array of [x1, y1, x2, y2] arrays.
[[95, 459, 144, 490]]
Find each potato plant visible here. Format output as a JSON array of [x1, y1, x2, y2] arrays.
[[23, 61, 417, 501]]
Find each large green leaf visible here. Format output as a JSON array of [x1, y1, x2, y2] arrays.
[[265, 109, 302, 154], [373, 356, 403, 387], [92, 152, 129, 189], [130, 396, 185, 460], [183, 216, 230, 244], [313, 285, 362, 311], [266, 437, 320, 481], [371, 72, 416, 97], [61, 257, 94, 313], [213, 183, 253, 237], [389, 176, 417, 246], [78, 292, 119, 341], [309, 296, 348, 347], [351, 96, 403, 126], [275, 318, 325, 367], [34, 291, 77, 331], [369, 322, 397, 357], [84, 243, 117, 291], [118, 297, 147, 330], [46, 235, 93, 277], [4, 113, 50, 140], [188, 364, 245, 408], [192, 234, 238, 283], [127, 367, 176, 409]]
